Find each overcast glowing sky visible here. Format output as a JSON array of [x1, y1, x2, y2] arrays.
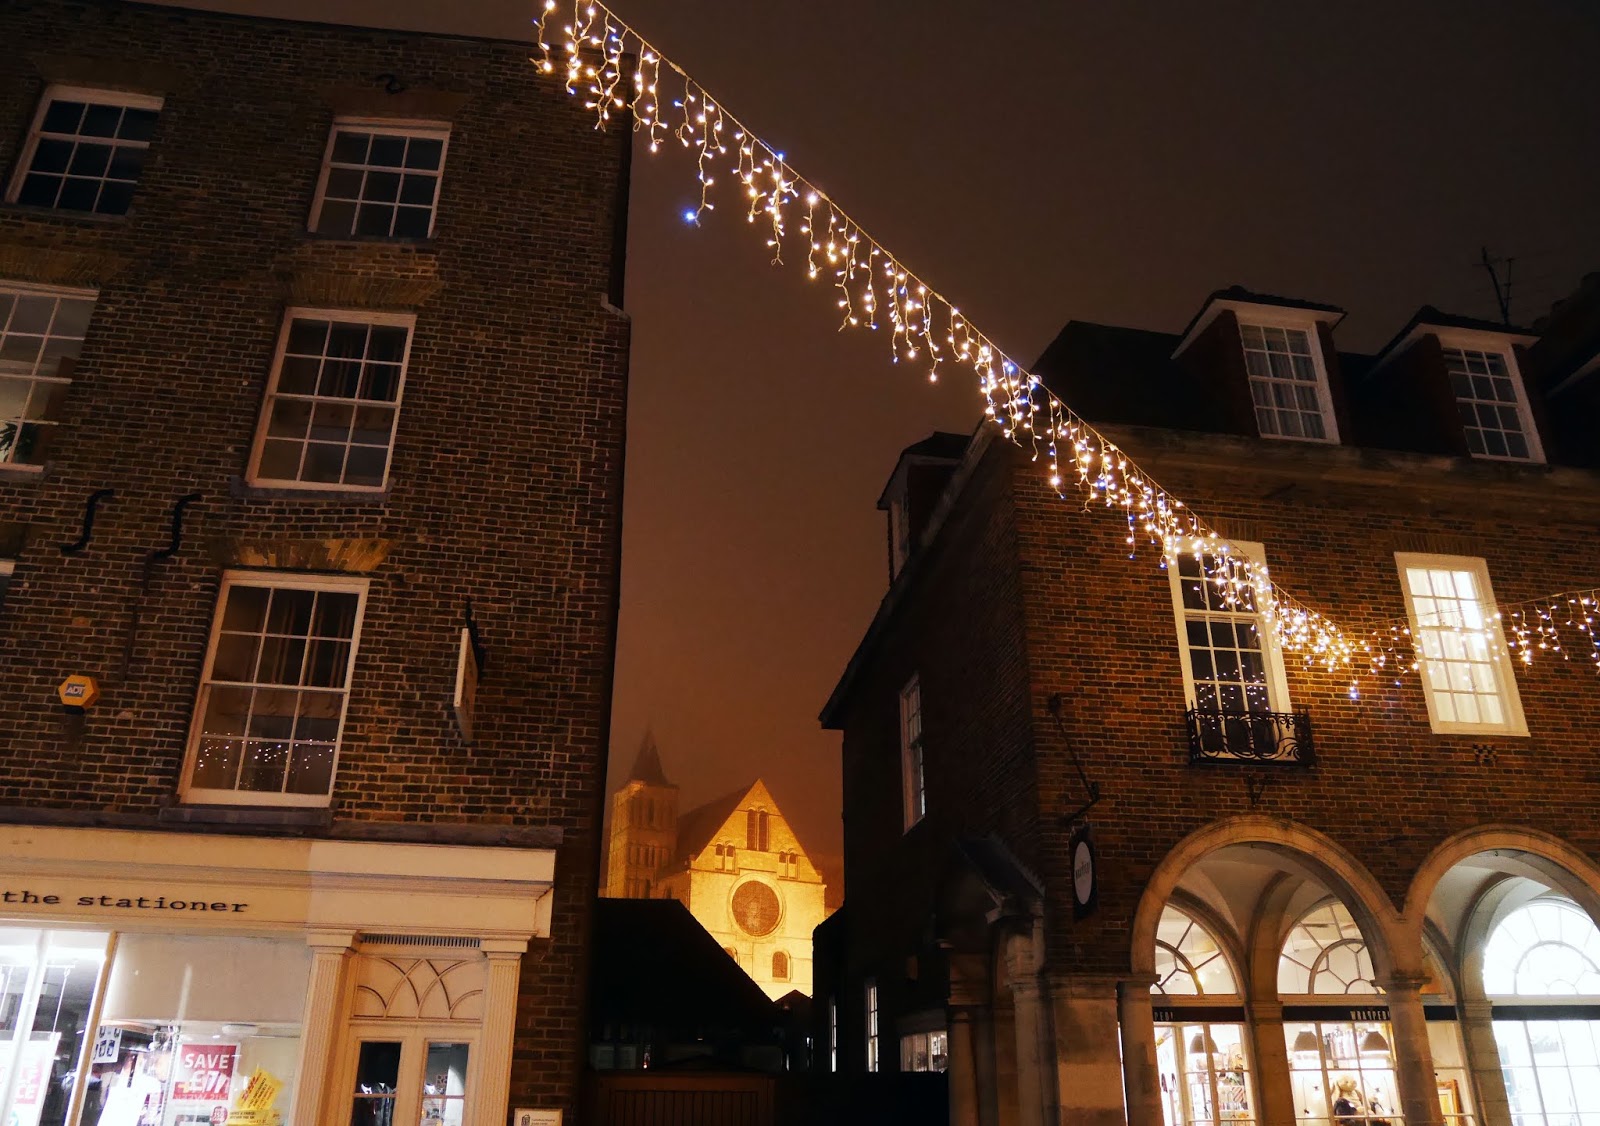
[[151, 0, 1600, 856]]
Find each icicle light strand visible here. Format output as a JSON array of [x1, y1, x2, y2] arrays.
[[534, 1, 1596, 683]]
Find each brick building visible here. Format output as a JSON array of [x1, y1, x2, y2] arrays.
[[815, 284, 1600, 1126], [0, 3, 629, 1125]]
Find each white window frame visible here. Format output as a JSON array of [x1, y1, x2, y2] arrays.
[[828, 997, 838, 1072], [1395, 552, 1527, 737], [865, 979, 879, 1073], [1237, 315, 1341, 444], [246, 307, 415, 492], [180, 570, 370, 807], [1166, 540, 1293, 716], [309, 117, 451, 239], [0, 281, 98, 473], [338, 1027, 478, 1126], [1437, 333, 1545, 464], [5, 85, 164, 213], [899, 674, 925, 831]]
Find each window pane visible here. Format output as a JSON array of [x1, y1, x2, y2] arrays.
[[351, 1041, 403, 1126], [419, 1042, 470, 1126]]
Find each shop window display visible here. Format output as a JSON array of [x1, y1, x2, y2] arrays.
[[899, 1030, 948, 1073], [1278, 901, 1402, 1124], [1, 930, 308, 1126], [1152, 906, 1256, 1125], [0, 928, 110, 1126], [1484, 897, 1600, 1125], [101, 934, 306, 1126]]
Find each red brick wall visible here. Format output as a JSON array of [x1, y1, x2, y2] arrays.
[[0, 1, 630, 1116]]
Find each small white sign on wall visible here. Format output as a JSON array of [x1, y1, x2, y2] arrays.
[[512, 1111, 562, 1126]]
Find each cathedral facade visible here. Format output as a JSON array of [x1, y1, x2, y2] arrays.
[[604, 738, 829, 1000]]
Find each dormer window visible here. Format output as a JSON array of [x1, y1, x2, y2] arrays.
[[1239, 324, 1336, 442], [1442, 345, 1542, 462]]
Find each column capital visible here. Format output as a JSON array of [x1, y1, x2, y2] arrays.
[[1248, 999, 1285, 1022], [1375, 971, 1431, 995], [480, 937, 530, 956], [1043, 971, 1122, 999], [305, 929, 357, 952]]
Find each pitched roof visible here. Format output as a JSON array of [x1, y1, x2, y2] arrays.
[[588, 898, 777, 1028], [627, 729, 672, 786], [672, 782, 757, 864]]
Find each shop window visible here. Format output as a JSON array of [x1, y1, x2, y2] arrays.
[[7, 86, 162, 216], [310, 120, 449, 239], [898, 1030, 948, 1073], [1279, 901, 1400, 1123], [248, 310, 413, 491], [183, 572, 368, 806], [0, 928, 111, 1126], [1484, 897, 1600, 1124], [864, 979, 879, 1073], [1151, 906, 1256, 1126], [899, 675, 925, 829], [1166, 542, 1292, 752], [1395, 554, 1526, 736], [62, 932, 309, 1126], [0, 285, 97, 470]]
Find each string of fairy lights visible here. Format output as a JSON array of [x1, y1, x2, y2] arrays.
[[532, 1, 1598, 685]]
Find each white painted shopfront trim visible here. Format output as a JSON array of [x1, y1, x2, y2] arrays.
[[0, 825, 556, 939], [1, 825, 556, 1126]]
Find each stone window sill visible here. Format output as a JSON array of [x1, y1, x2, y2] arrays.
[[229, 476, 391, 505], [158, 804, 334, 830]]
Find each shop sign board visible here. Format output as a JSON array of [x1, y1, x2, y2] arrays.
[[514, 1111, 562, 1126], [171, 1043, 238, 1102], [1070, 825, 1098, 919], [454, 626, 479, 742]]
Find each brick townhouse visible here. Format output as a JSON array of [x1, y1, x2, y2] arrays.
[[0, 3, 630, 1125], [815, 281, 1600, 1126]]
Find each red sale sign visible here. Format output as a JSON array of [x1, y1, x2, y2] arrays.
[[171, 1044, 238, 1103]]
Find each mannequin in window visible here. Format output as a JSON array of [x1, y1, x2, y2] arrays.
[[1332, 1077, 1367, 1122]]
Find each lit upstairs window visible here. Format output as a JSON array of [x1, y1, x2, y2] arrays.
[[183, 572, 369, 806], [0, 559, 13, 609], [1239, 323, 1337, 442], [1443, 346, 1542, 462], [1395, 553, 1526, 736], [7, 87, 161, 216], [1168, 543, 1290, 717], [899, 674, 925, 830], [0, 285, 96, 470], [310, 120, 449, 239]]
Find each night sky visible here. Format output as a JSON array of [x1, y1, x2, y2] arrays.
[[152, 0, 1600, 860]]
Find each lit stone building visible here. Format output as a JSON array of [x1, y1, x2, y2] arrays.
[[816, 284, 1600, 1126], [604, 738, 829, 1000], [0, 3, 629, 1125]]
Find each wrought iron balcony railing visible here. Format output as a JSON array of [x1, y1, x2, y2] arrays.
[[1185, 708, 1315, 767]]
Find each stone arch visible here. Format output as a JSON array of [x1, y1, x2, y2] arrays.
[[1130, 816, 1406, 982], [1402, 824, 1600, 952]]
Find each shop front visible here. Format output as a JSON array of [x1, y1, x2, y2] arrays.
[[0, 826, 556, 1126]]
